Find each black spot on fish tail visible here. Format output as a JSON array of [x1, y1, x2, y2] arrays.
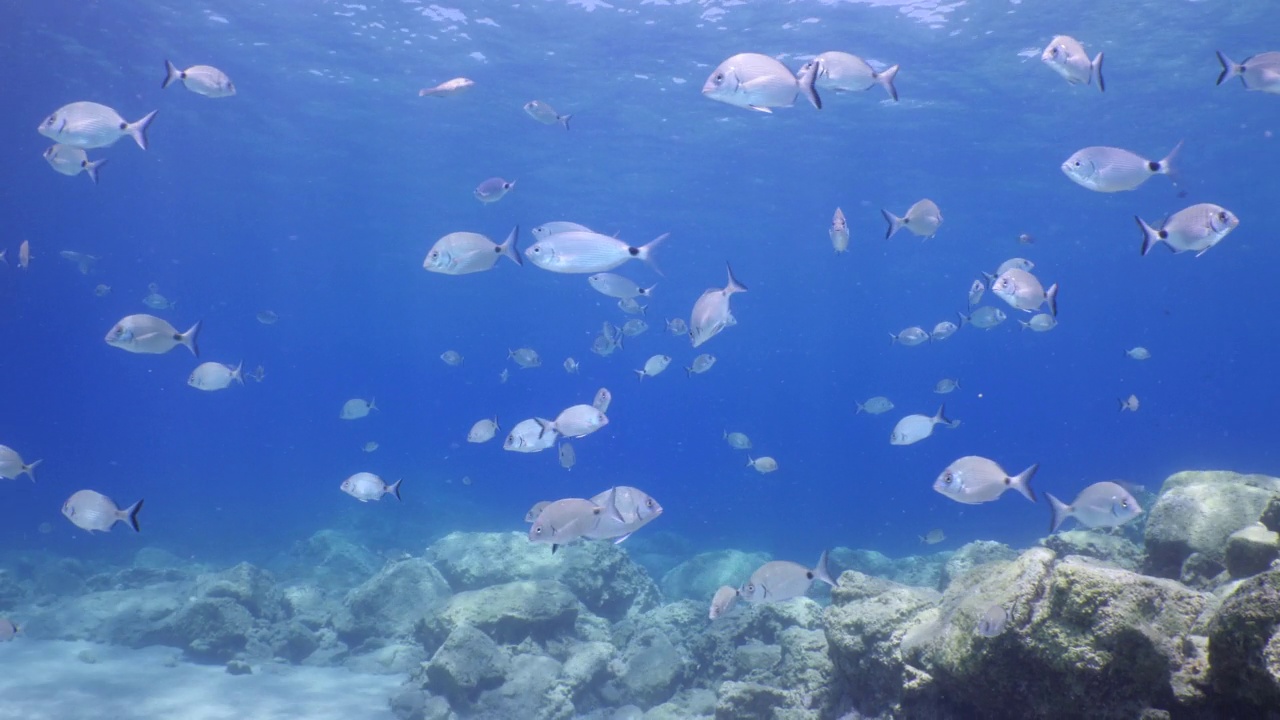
[[119, 122, 128, 130], [628, 247, 640, 257], [1147, 161, 1159, 172]]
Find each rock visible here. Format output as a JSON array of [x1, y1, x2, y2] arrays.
[[471, 654, 565, 720], [335, 557, 451, 643], [1180, 552, 1227, 590], [714, 681, 791, 720], [1042, 529, 1144, 571], [133, 546, 188, 570], [283, 529, 381, 588], [193, 562, 285, 620], [659, 549, 769, 602], [424, 624, 510, 705], [938, 540, 1017, 589], [1144, 470, 1280, 579], [225, 659, 253, 675], [828, 547, 946, 589], [560, 640, 615, 696], [734, 641, 781, 675], [618, 634, 685, 708], [416, 580, 581, 652], [1207, 569, 1280, 713], [167, 596, 255, 662], [1225, 524, 1280, 579]]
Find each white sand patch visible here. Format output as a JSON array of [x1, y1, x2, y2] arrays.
[[0, 640, 400, 720]]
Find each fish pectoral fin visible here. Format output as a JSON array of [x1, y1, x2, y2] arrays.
[[612, 533, 633, 545], [746, 105, 773, 114]]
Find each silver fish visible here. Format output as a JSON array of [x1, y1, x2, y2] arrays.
[[474, 177, 515, 204], [499, 369, 509, 384], [1041, 35, 1104, 91], [933, 456, 1038, 504], [161, 60, 235, 97], [746, 456, 778, 474], [0, 446, 40, 482], [618, 298, 647, 315], [508, 348, 541, 368], [830, 207, 850, 253], [666, 318, 689, 336], [526, 231, 667, 274], [1125, 347, 1151, 360], [1137, 203, 1238, 257], [256, 310, 279, 325], [710, 585, 739, 620], [440, 350, 463, 366], [528, 498, 602, 549], [686, 354, 717, 376], [38, 102, 158, 150], [690, 263, 748, 348], [636, 354, 671, 380], [62, 490, 143, 533], [0, 618, 19, 642], [802, 51, 899, 101], [504, 418, 558, 453], [967, 279, 985, 308], [589, 273, 655, 300], [890, 405, 957, 446], [740, 551, 835, 602], [995, 258, 1034, 275], [891, 326, 930, 346], [552, 404, 609, 438], [593, 388, 612, 414], [340, 473, 402, 502], [188, 361, 243, 391], [533, 221, 592, 240], [58, 250, 98, 274], [855, 397, 893, 415], [724, 431, 752, 450], [341, 397, 376, 419], [524, 100, 571, 129], [524, 500, 552, 523], [931, 321, 959, 341], [1019, 313, 1058, 332], [1119, 394, 1140, 412], [43, 145, 105, 184], [975, 604, 1008, 638], [424, 227, 521, 275], [419, 77, 475, 97], [104, 315, 200, 356], [703, 52, 821, 112], [1216, 50, 1280, 94], [882, 199, 942, 239], [933, 378, 960, 394], [563, 357, 580, 374], [621, 319, 649, 337], [558, 442, 576, 470], [142, 292, 176, 310], [991, 268, 1058, 316], [585, 486, 663, 542], [958, 307, 1006, 330], [590, 334, 618, 357], [467, 417, 500, 443], [1062, 143, 1180, 193], [919, 529, 946, 545], [1048, 481, 1142, 532]]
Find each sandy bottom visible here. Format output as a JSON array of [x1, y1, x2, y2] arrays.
[[0, 640, 401, 720]]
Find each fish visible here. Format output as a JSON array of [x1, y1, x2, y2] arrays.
[[142, 292, 176, 310], [528, 498, 604, 550], [746, 456, 778, 474], [740, 551, 835, 603], [105, 315, 201, 356], [1019, 314, 1058, 332], [187, 361, 244, 391], [39, 102, 158, 150], [532, 221, 593, 239], [440, 351, 464, 366], [702, 52, 821, 112], [161, 60, 236, 97], [919, 529, 946, 545], [635, 354, 672, 381], [503, 418, 559, 453], [362, 441, 379, 453], [0, 618, 20, 642], [621, 319, 649, 337], [1018, 233, 1036, 245], [967, 279, 985, 308], [525, 231, 668, 274], [829, 207, 850, 253], [933, 456, 1038, 504], [524, 500, 552, 523], [855, 397, 893, 415], [524, 100, 572, 129], [891, 327, 930, 346], [709, 585, 740, 620], [975, 604, 1008, 638], [593, 388, 612, 414], [467, 417, 500, 443], [461, 476, 473, 486], [724, 431, 752, 450], [957, 307, 1007, 330], [686, 354, 717, 376], [256, 310, 279, 325], [588, 273, 655, 300], [1216, 50, 1280, 94], [340, 398, 377, 419], [94, 284, 111, 297], [559, 442, 576, 470], [618, 298, 647, 315], [585, 486, 663, 543], [499, 369, 509, 384], [590, 334, 618, 357], [934, 378, 960, 394], [882, 199, 942, 239], [424, 227, 522, 275], [1137, 203, 1239, 257], [666, 318, 689, 336], [995, 258, 1034, 275], [1061, 143, 1181, 193], [551, 404, 609, 438], [246, 365, 266, 382], [890, 405, 958, 446], [43, 145, 106, 184], [419, 77, 475, 97], [62, 490, 143, 533], [1048, 481, 1143, 532], [1041, 35, 1104, 91], [563, 357, 580, 374], [474, 177, 515, 204], [18, 240, 30, 269], [0, 446, 40, 482], [508, 347, 541, 368], [340, 473, 402, 502], [802, 51, 899, 101], [1119, 394, 1140, 412], [991, 268, 1058, 316], [690, 263, 748, 348], [931, 321, 959, 341], [1125, 347, 1151, 360], [58, 250, 98, 274]]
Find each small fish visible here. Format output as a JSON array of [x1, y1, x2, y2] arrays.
[[724, 431, 752, 450], [105, 315, 201, 356], [1216, 50, 1280, 94], [499, 368, 510, 384], [161, 60, 235, 97], [740, 551, 835, 603], [590, 334, 618, 357], [1137, 203, 1239, 257], [746, 456, 778, 474], [43, 145, 106, 184], [593, 387, 612, 414], [419, 77, 475, 97], [38, 102, 158, 150], [1017, 233, 1036, 245], [588, 273, 655, 300], [474, 177, 515, 204], [882, 199, 942, 239], [58, 250, 98, 274], [802, 51, 899, 101], [1041, 35, 1104, 91], [666, 318, 689, 336], [509, 347, 541, 369], [62, 490, 143, 533], [1119, 394, 1140, 412], [246, 365, 266, 382], [524, 500, 552, 523], [0, 446, 40, 482], [890, 405, 958, 446], [686, 354, 717, 376], [991, 268, 1058, 316], [559, 442, 576, 470], [958, 307, 1007, 330], [528, 498, 603, 550], [995, 258, 1034, 275], [635, 354, 672, 381], [585, 486, 663, 543], [526, 231, 667, 275], [340, 472, 402, 502], [891, 326, 930, 346], [934, 378, 960, 394], [503, 418, 559, 453], [931, 321, 959, 341], [362, 441, 379, 453], [933, 456, 1038, 504], [461, 476, 472, 486], [551, 404, 609, 438], [94, 284, 111, 297], [256, 310, 279, 325], [563, 357, 580, 374], [709, 585, 740, 620], [467, 417, 500, 443], [1019, 313, 1058, 332], [690, 263, 748, 348], [975, 604, 1008, 638], [702, 52, 821, 112], [1048, 481, 1143, 532], [532, 221, 593, 239], [919, 529, 946, 545], [855, 397, 894, 415], [18, 240, 30, 269], [524, 100, 572, 129], [142, 292, 176, 310], [1125, 347, 1151, 360], [187, 361, 243, 391], [622, 319, 649, 337], [424, 227, 522, 275], [829, 207, 850, 253], [967, 279, 985, 308], [618, 298, 647, 315], [440, 350, 464, 366], [0, 618, 20, 642], [1061, 143, 1180, 193], [340, 398, 377, 420]]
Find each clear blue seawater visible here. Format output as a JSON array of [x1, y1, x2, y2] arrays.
[[3, 0, 1279, 570]]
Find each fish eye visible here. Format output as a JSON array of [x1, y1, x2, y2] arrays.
[[1121, 500, 1129, 509], [1050, 48, 1059, 57], [943, 472, 953, 485], [533, 525, 543, 535], [1073, 160, 1082, 167], [1218, 212, 1228, 221], [714, 72, 724, 83]]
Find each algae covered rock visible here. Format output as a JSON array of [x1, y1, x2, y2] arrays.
[[416, 579, 582, 652], [1042, 529, 1143, 571], [659, 549, 769, 602], [1144, 470, 1280, 579], [424, 623, 510, 704], [335, 556, 451, 642], [828, 546, 946, 588], [1207, 569, 1280, 713], [938, 540, 1017, 588], [1224, 523, 1280, 579]]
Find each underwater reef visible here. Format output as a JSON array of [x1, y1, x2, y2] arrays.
[[3, 469, 1280, 719]]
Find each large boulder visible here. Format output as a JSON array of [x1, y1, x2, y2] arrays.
[[1224, 524, 1280, 579], [1144, 471, 1280, 580], [334, 557, 452, 643], [1042, 529, 1144, 572], [659, 549, 769, 602], [1207, 569, 1280, 714], [828, 547, 947, 589], [416, 580, 582, 652], [423, 623, 510, 705]]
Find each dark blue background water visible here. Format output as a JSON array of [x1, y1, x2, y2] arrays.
[[2, 0, 1278, 570]]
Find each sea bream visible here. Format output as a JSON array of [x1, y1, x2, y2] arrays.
[[524, 100, 572, 129], [882, 199, 942, 239], [525, 231, 667, 274], [43, 144, 106, 184], [528, 498, 604, 550], [0, 446, 40, 482], [635, 354, 672, 381], [990, 268, 1058, 316], [1041, 35, 1104, 91], [467, 417, 500, 443], [424, 227, 522, 275], [61, 490, 143, 533], [829, 207, 850, 253], [799, 51, 900, 101], [890, 405, 958, 446], [689, 263, 748, 348], [589, 273, 654, 300], [339, 472, 402, 502], [702, 52, 821, 112], [584, 486, 663, 543], [104, 314, 201, 356], [709, 585, 740, 620], [474, 177, 515, 204], [740, 551, 835, 603], [1215, 50, 1280, 94], [187, 361, 244, 391], [1061, 143, 1181, 193], [550, 404, 609, 438], [340, 397, 377, 419], [161, 60, 236, 97], [532, 221, 592, 240], [503, 418, 558, 453], [419, 77, 475, 97], [593, 387, 612, 414], [933, 456, 1038, 504], [38, 102, 158, 151], [1048, 481, 1142, 532], [1137, 203, 1239, 257]]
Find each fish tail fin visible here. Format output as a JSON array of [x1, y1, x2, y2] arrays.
[[956, 311, 969, 327], [1019, 320, 1030, 331], [855, 402, 864, 415], [1092, 52, 1105, 92], [746, 456, 755, 468], [877, 64, 900, 101], [684, 366, 693, 378], [640, 283, 657, 297], [499, 225, 522, 266], [881, 209, 904, 239], [162, 59, 182, 89], [179, 320, 202, 357], [636, 233, 669, 275], [232, 361, 244, 385], [1047, 493, 1072, 532], [127, 110, 158, 151], [800, 61, 822, 109], [1013, 463, 1039, 503], [534, 417, 557, 438], [1215, 51, 1240, 86], [888, 333, 898, 346], [1136, 216, 1164, 256], [558, 114, 572, 130], [493, 415, 500, 432], [23, 459, 41, 483], [724, 262, 747, 294], [634, 369, 646, 382], [813, 549, 836, 587], [369, 397, 378, 412], [123, 499, 144, 532], [1045, 283, 1059, 317], [388, 478, 403, 501], [933, 404, 956, 428], [1157, 140, 1183, 178], [83, 157, 106, 185]]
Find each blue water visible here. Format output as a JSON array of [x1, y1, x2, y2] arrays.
[[3, 0, 1279, 570]]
